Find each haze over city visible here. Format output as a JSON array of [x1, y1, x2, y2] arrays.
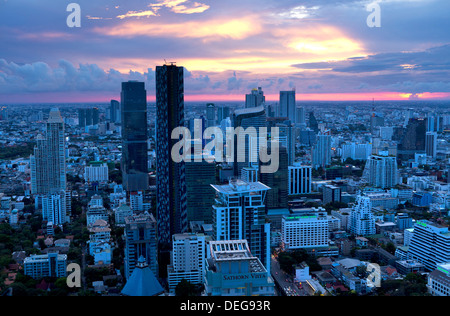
[[1, 0, 450, 103]]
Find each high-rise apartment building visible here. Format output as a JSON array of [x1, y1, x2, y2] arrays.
[[364, 151, 398, 189], [349, 195, 376, 236], [167, 233, 209, 293], [156, 64, 188, 248], [30, 108, 66, 195], [312, 132, 331, 169], [211, 180, 271, 271]]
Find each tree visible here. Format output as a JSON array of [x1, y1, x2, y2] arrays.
[[175, 279, 199, 296]]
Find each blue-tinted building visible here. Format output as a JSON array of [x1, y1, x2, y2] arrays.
[[204, 240, 275, 296]]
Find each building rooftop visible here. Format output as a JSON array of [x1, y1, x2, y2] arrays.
[[211, 180, 270, 195]]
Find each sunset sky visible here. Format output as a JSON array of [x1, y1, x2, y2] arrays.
[[1, 0, 450, 103]]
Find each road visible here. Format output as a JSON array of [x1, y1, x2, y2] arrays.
[[270, 257, 309, 296]]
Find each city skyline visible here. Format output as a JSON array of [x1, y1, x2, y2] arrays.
[[1, 0, 450, 103]]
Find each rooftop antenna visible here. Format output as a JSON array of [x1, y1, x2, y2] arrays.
[[164, 59, 177, 66]]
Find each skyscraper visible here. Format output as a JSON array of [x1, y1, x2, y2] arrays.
[[232, 106, 267, 177], [185, 159, 216, 224], [110, 99, 120, 123], [398, 118, 426, 160], [217, 106, 230, 125], [278, 90, 296, 123], [312, 132, 331, 169], [156, 64, 187, 248], [206, 103, 216, 128], [425, 131, 437, 159], [31, 108, 66, 195], [121, 81, 149, 192], [259, 146, 288, 210], [245, 87, 265, 108], [211, 180, 271, 271]]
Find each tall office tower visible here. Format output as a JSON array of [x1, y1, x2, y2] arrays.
[[278, 90, 296, 123], [245, 87, 265, 108], [300, 128, 317, 146], [85, 108, 93, 126], [398, 118, 426, 160], [124, 213, 159, 279], [281, 208, 329, 250], [349, 195, 376, 236], [206, 103, 216, 128], [232, 106, 267, 177], [323, 184, 341, 205], [259, 146, 288, 210], [275, 123, 296, 166], [121, 81, 149, 192], [92, 107, 99, 125], [370, 114, 385, 134], [427, 113, 442, 132], [211, 180, 271, 271], [425, 131, 438, 159], [110, 99, 121, 123], [308, 112, 319, 133], [185, 159, 216, 224], [408, 220, 450, 271], [156, 64, 187, 248], [78, 108, 86, 127], [380, 126, 394, 140], [167, 233, 209, 293], [0, 106, 8, 121], [217, 106, 230, 124], [296, 106, 306, 127], [204, 240, 275, 296], [312, 132, 331, 169], [364, 151, 398, 189], [31, 108, 66, 195], [288, 164, 312, 196]]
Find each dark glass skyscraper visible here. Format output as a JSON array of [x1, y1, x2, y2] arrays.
[[185, 159, 216, 224], [121, 81, 149, 192], [156, 64, 187, 249]]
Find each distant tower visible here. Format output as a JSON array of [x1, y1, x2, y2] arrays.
[[278, 90, 296, 123], [31, 108, 67, 195], [245, 87, 265, 108], [312, 132, 331, 169], [206, 103, 216, 128]]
